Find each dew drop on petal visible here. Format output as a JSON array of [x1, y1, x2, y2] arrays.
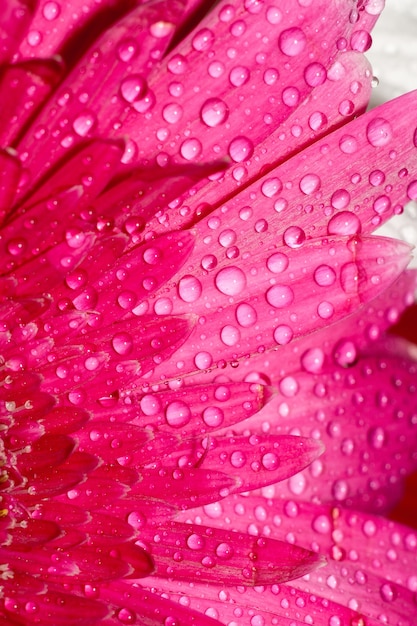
[[112, 332, 133, 356], [267, 252, 288, 273], [43, 1, 60, 20], [274, 325, 293, 345], [304, 62, 327, 87], [203, 407, 224, 428], [327, 211, 361, 235], [165, 401, 191, 427], [229, 66, 250, 86], [200, 98, 229, 127], [236, 303, 257, 327], [215, 267, 246, 296], [314, 265, 336, 286], [178, 275, 202, 303], [221, 325, 240, 346], [187, 533, 205, 550], [120, 75, 147, 103], [278, 27, 306, 56], [73, 112, 96, 136], [262, 452, 279, 470], [366, 117, 393, 147], [301, 348, 325, 373], [266, 285, 294, 308], [299, 174, 321, 195], [283, 226, 306, 248], [228, 136, 254, 162], [180, 138, 202, 161]]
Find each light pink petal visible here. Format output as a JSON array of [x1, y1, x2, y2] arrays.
[[147, 236, 411, 382], [164, 91, 417, 267], [148, 50, 374, 233], [138, 521, 324, 586]]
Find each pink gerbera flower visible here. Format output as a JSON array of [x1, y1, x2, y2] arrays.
[[1, 0, 416, 624]]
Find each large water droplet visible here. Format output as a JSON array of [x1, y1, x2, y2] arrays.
[[278, 27, 306, 56], [215, 266, 246, 296], [200, 98, 229, 127]]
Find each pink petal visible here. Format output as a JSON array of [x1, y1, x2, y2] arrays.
[[148, 236, 411, 382], [138, 521, 324, 586], [132, 381, 267, 435], [17, 1, 190, 178]]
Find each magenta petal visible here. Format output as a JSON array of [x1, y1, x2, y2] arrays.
[[2, 587, 109, 624], [140, 521, 324, 585], [17, 0, 189, 177], [0, 60, 62, 146], [0, 148, 21, 225], [149, 236, 411, 381], [0, 0, 33, 63]]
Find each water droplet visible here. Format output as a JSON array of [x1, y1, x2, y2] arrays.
[[317, 301, 334, 319], [228, 136, 254, 162], [216, 542, 233, 558], [273, 325, 293, 345], [208, 60, 225, 78], [339, 134, 358, 154], [162, 102, 183, 124], [236, 302, 257, 327], [407, 180, 417, 200], [366, 117, 393, 147], [373, 195, 391, 215], [42, 1, 60, 20], [327, 211, 361, 235], [150, 21, 175, 38], [278, 27, 306, 56], [187, 533, 205, 550], [314, 264, 336, 287], [331, 189, 351, 209], [304, 62, 326, 87], [120, 75, 147, 103], [333, 339, 357, 366], [167, 54, 187, 74], [299, 173, 321, 195], [73, 111, 96, 136], [283, 226, 306, 248], [192, 28, 214, 51], [267, 252, 288, 273], [279, 376, 299, 397], [309, 111, 327, 131], [178, 275, 202, 303], [221, 325, 240, 346], [203, 407, 224, 428], [231, 450, 246, 468], [228, 65, 250, 87], [301, 348, 325, 373], [263, 68, 279, 85], [195, 351, 213, 370], [200, 98, 229, 127], [112, 332, 133, 356], [266, 7, 282, 24], [282, 86, 300, 108], [266, 285, 294, 308], [262, 452, 279, 470], [180, 138, 202, 161], [165, 401, 191, 427], [350, 30, 372, 52], [215, 266, 246, 296], [140, 394, 162, 416], [369, 169, 385, 186]]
